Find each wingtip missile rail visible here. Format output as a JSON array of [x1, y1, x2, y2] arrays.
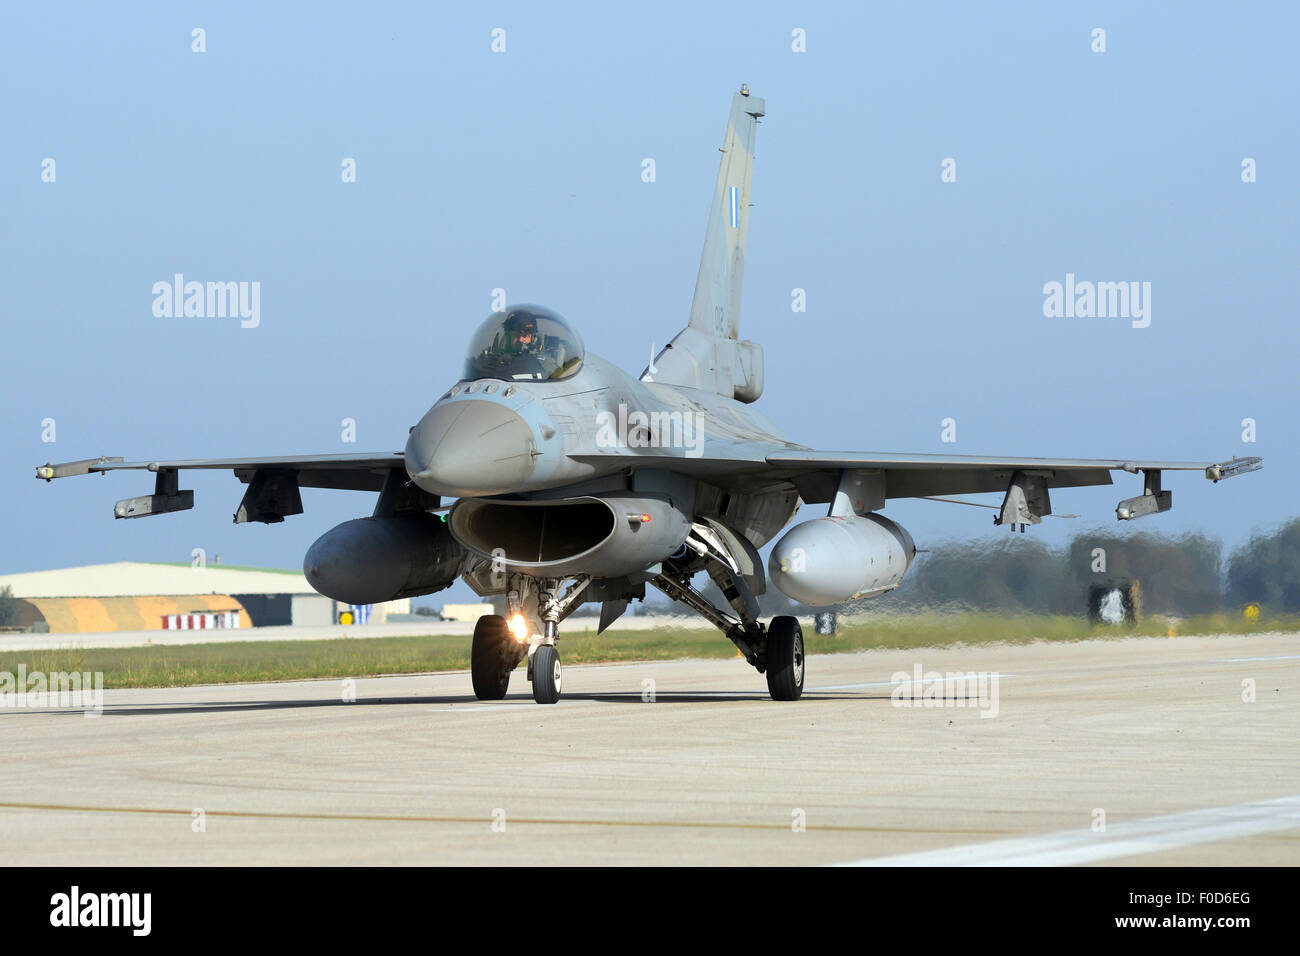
[[35, 457, 123, 481], [1206, 456, 1263, 482]]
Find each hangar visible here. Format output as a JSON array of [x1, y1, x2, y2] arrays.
[[0, 561, 409, 633]]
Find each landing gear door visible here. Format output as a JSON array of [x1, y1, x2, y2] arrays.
[[697, 515, 765, 596]]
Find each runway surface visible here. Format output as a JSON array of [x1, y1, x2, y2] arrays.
[[0, 613, 708, 652], [1, 632, 1297, 865]]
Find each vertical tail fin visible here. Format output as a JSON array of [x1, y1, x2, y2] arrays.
[[689, 85, 764, 339], [646, 86, 765, 402]]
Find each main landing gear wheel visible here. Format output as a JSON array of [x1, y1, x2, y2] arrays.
[[471, 615, 517, 700], [765, 615, 805, 701], [532, 644, 562, 705]]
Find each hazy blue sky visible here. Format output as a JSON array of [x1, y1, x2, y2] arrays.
[[3, 2, 1295, 604]]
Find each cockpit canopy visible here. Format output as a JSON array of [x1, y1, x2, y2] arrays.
[[461, 305, 585, 383]]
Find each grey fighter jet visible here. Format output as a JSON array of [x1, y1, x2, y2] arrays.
[[37, 86, 1261, 704]]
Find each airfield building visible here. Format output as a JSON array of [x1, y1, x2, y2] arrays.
[[0, 561, 408, 633]]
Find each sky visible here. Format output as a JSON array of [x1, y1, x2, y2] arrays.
[[2, 2, 1295, 606]]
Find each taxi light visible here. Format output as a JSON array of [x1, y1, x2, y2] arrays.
[[509, 614, 528, 642]]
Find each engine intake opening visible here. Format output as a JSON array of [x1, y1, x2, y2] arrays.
[[451, 498, 616, 565]]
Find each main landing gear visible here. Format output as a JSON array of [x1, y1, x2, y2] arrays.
[[650, 530, 806, 701], [470, 614, 523, 700], [764, 615, 805, 701], [469, 552, 807, 703]]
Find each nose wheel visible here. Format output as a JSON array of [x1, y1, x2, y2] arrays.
[[531, 644, 562, 704], [489, 574, 588, 705]]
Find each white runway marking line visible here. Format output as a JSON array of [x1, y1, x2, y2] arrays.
[[833, 795, 1300, 867], [429, 703, 541, 713], [810, 674, 1018, 693], [1209, 654, 1300, 663]]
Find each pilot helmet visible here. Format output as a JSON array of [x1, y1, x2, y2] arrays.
[[503, 311, 540, 349]]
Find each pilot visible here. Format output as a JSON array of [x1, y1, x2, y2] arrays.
[[503, 312, 541, 354]]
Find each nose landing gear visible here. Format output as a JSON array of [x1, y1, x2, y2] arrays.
[[472, 574, 588, 704], [527, 580, 569, 705], [531, 643, 562, 704]]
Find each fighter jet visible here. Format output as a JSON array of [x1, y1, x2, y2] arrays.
[[37, 86, 1261, 704]]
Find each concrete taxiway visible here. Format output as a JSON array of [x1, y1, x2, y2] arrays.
[[0, 632, 1296, 865], [0, 613, 708, 652]]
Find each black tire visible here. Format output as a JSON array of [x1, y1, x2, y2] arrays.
[[766, 615, 805, 701], [532, 644, 562, 704], [471, 615, 516, 700]]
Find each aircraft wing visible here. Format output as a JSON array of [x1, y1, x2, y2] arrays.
[[574, 446, 1262, 524], [35, 452, 411, 523], [760, 449, 1262, 524]]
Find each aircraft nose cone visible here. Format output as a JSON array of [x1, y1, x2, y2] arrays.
[[405, 399, 536, 497]]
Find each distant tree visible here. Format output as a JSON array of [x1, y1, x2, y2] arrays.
[[847, 528, 1224, 617], [1061, 531, 1223, 617], [1226, 518, 1300, 612], [639, 594, 676, 615], [882, 536, 1065, 613], [0, 585, 18, 627], [756, 588, 799, 616], [595, 522, 1280, 619]]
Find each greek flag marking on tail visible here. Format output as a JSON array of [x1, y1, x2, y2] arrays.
[[728, 185, 738, 229]]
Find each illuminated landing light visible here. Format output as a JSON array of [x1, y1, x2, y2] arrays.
[[509, 614, 528, 643], [626, 512, 653, 525]]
